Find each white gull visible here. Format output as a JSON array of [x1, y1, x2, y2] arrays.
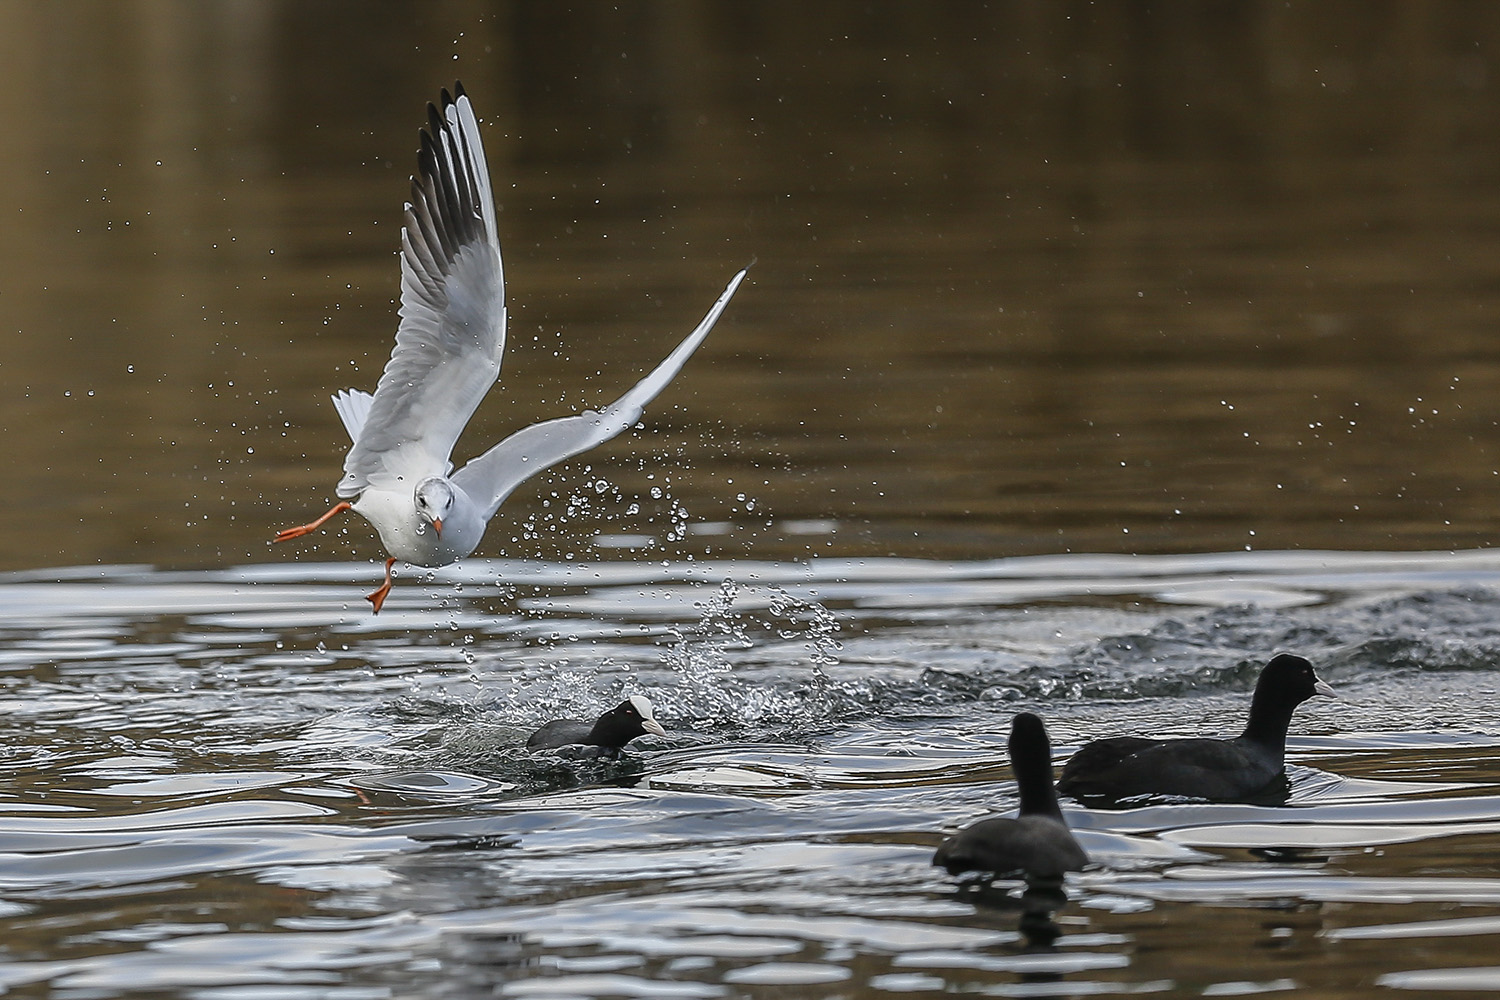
[[274, 83, 747, 611]]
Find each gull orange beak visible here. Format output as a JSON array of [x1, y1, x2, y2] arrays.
[[432, 517, 443, 535]]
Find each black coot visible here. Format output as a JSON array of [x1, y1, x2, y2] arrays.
[[1056, 653, 1334, 805], [526, 695, 667, 756], [934, 712, 1088, 882]]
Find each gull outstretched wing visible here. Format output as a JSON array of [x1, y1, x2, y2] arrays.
[[336, 83, 507, 498], [452, 268, 747, 519]]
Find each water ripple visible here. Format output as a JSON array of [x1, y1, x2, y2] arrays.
[[3, 554, 1500, 995]]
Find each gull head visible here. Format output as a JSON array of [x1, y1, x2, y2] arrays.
[[413, 477, 456, 536]]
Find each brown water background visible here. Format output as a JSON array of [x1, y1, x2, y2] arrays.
[[5, 2, 1500, 574]]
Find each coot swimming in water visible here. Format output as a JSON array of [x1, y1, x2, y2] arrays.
[[934, 712, 1088, 882], [527, 695, 667, 757], [1056, 653, 1334, 805]]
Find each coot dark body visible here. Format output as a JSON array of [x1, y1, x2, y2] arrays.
[[527, 695, 666, 756], [1057, 653, 1334, 805], [934, 712, 1088, 881]]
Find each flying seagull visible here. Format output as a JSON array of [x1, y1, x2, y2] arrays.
[[274, 83, 747, 611]]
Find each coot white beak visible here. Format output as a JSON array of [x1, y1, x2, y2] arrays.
[[1314, 679, 1336, 698], [629, 694, 667, 737]]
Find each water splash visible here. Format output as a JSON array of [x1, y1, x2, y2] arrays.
[[647, 579, 863, 733]]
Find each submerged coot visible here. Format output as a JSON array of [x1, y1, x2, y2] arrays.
[[1056, 653, 1335, 805], [526, 695, 667, 756], [934, 712, 1088, 882]]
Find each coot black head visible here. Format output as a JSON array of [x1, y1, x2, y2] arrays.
[[1243, 653, 1335, 743], [590, 695, 667, 748], [526, 695, 667, 753], [933, 712, 1088, 882], [1007, 712, 1065, 820]]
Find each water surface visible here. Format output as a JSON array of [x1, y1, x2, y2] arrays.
[[4, 4, 1500, 997], [1, 553, 1500, 996]]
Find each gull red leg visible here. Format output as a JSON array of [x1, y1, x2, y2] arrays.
[[273, 501, 354, 542], [366, 557, 397, 614]]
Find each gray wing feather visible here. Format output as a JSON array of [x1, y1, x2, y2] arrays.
[[453, 268, 748, 519], [336, 86, 506, 498]]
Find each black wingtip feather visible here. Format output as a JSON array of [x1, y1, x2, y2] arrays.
[[401, 84, 489, 277], [417, 130, 439, 177]]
